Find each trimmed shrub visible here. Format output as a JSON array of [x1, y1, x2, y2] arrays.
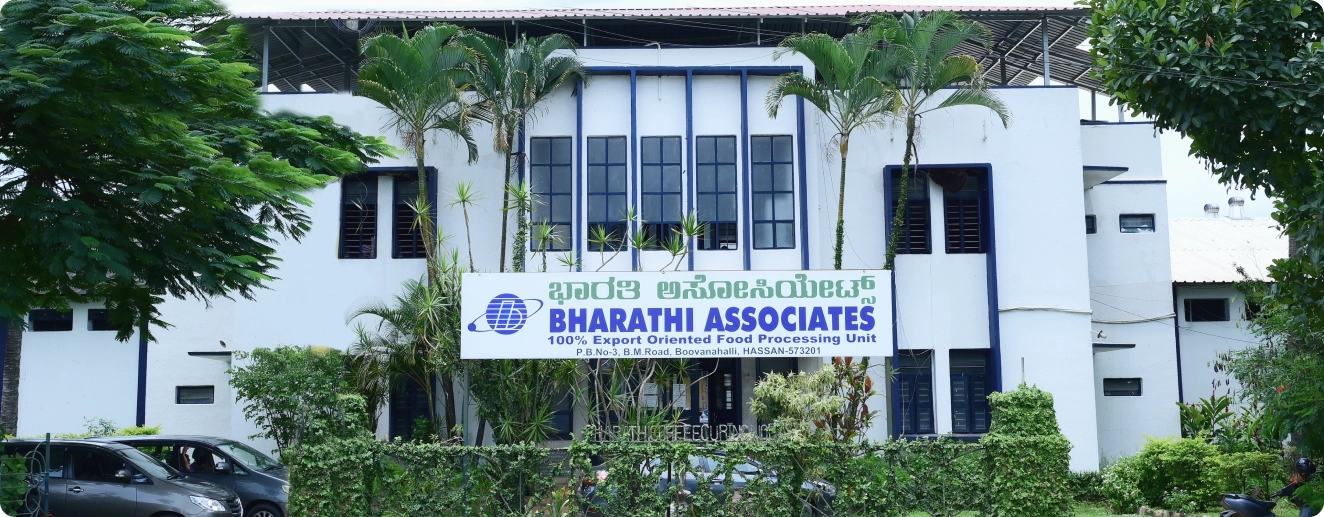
[[1103, 438, 1288, 513], [1069, 470, 1105, 503], [1102, 455, 1146, 513], [981, 384, 1073, 517]]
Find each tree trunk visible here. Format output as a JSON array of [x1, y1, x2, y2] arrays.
[[498, 128, 515, 273], [416, 139, 438, 287], [834, 137, 849, 270], [475, 417, 487, 447], [884, 115, 918, 271], [442, 373, 458, 440], [2, 320, 20, 436], [512, 123, 528, 273]]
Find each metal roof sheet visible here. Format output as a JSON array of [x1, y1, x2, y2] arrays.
[[236, 5, 1087, 20], [1170, 217, 1286, 284]]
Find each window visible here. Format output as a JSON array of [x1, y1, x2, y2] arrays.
[[339, 176, 378, 259], [87, 309, 115, 331], [941, 169, 986, 254], [389, 377, 432, 441], [1185, 298, 1230, 322], [751, 135, 795, 249], [29, 309, 72, 332], [1085, 215, 1097, 234], [1119, 214, 1155, 233], [550, 388, 574, 440], [587, 137, 629, 251], [176, 386, 215, 405], [392, 175, 425, 259], [1244, 300, 1262, 321], [69, 449, 135, 483], [696, 136, 738, 250], [949, 350, 991, 434], [891, 169, 930, 254], [530, 137, 573, 252], [640, 136, 683, 249], [1103, 378, 1142, 396], [897, 350, 935, 435]]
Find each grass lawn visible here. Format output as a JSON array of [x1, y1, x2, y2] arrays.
[[1073, 503, 1304, 516]]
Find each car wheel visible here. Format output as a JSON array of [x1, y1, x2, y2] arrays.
[[247, 503, 283, 517]]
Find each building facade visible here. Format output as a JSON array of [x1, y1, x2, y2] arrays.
[[5, 5, 1240, 472]]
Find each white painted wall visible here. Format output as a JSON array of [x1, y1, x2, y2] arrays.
[[1082, 123, 1182, 464], [1174, 283, 1254, 402]]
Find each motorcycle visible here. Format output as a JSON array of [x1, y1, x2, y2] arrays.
[[1222, 458, 1323, 517]]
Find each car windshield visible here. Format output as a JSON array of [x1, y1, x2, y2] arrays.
[[118, 447, 178, 479], [216, 441, 282, 470]]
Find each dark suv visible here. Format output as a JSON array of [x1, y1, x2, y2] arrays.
[[98, 436, 288, 517], [2, 439, 241, 517]]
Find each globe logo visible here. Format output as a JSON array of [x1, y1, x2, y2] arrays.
[[467, 293, 544, 335]]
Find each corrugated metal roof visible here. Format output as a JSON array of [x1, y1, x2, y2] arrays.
[[1170, 217, 1286, 284], [236, 5, 1087, 21]]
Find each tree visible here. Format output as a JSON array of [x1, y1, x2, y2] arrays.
[[467, 359, 577, 444], [356, 24, 479, 283], [348, 258, 465, 441], [229, 346, 371, 453], [1087, 0, 1324, 452], [462, 31, 588, 273], [0, 0, 391, 435], [866, 11, 1011, 270], [767, 30, 897, 271]]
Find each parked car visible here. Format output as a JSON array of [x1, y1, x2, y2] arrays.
[[1, 438, 241, 517], [579, 453, 835, 516], [97, 435, 289, 517]]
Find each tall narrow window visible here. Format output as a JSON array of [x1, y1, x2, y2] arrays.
[[942, 169, 986, 254], [640, 136, 683, 249], [891, 169, 930, 254], [587, 136, 629, 251], [393, 175, 425, 259], [1085, 215, 1097, 234], [949, 349, 991, 434], [550, 387, 574, 440], [898, 350, 935, 435], [696, 136, 738, 250], [531, 137, 573, 252], [340, 176, 378, 259], [751, 135, 795, 249]]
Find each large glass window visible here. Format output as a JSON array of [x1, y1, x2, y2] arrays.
[[949, 349, 991, 434], [530, 137, 573, 252], [640, 136, 683, 249], [587, 137, 629, 251], [392, 175, 425, 259], [897, 350, 935, 435], [892, 169, 931, 254], [696, 136, 738, 250], [942, 170, 986, 254], [751, 135, 795, 249], [340, 176, 378, 259]]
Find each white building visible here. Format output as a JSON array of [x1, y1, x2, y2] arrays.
[[4, 4, 1256, 472]]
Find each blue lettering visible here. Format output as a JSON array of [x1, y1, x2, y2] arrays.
[[724, 307, 741, 331], [844, 306, 859, 331], [781, 307, 797, 331], [808, 307, 828, 331], [648, 308, 663, 332], [628, 309, 649, 332], [827, 306, 844, 330], [569, 309, 588, 332], [589, 309, 608, 332], [741, 307, 757, 331], [664, 308, 685, 332], [860, 306, 876, 331], [609, 308, 628, 332], [758, 307, 779, 332], [550, 309, 566, 332], [705, 309, 725, 332]]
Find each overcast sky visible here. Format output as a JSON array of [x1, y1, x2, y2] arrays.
[[212, 0, 1275, 218]]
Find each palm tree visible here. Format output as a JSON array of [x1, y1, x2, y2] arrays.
[[347, 256, 465, 440], [462, 31, 588, 273], [867, 11, 1012, 270], [767, 30, 898, 270], [357, 24, 480, 283]]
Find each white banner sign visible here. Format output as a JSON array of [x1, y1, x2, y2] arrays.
[[461, 270, 891, 359]]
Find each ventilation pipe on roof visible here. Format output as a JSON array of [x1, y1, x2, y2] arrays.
[[1228, 197, 1247, 219], [1204, 203, 1220, 218]]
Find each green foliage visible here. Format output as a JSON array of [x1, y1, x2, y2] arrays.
[[468, 358, 577, 444], [0, 0, 392, 339], [1101, 437, 1287, 513], [229, 346, 369, 453], [1179, 395, 1276, 454], [52, 419, 163, 439], [982, 384, 1073, 517], [1088, 0, 1324, 456], [1069, 470, 1105, 503], [750, 357, 880, 443]]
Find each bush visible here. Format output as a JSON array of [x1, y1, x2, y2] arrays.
[[982, 384, 1073, 517], [1069, 470, 1104, 503], [1134, 437, 1221, 509], [1102, 438, 1288, 513], [230, 346, 367, 454]]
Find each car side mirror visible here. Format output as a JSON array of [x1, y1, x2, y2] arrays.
[[114, 469, 131, 481], [214, 461, 232, 474]]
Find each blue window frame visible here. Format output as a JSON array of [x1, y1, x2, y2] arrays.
[[392, 175, 425, 259], [751, 135, 795, 249], [587, 136, 629, 251], [898, 350, 935, 435], [29, 309, 72, 332], [891, 169, 931, 254], [941, 169, 987, 254], [640, 136, 683, 249], [696, 136, 739, 250], [949, 349, 990, 434], [339, 176, 378, 259], [88, 309, 115, 331], [531, 137, 573, 252]]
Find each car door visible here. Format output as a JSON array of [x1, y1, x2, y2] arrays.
[[177, 442, 237, 491], [10, 444, 68, 516], [65, 447, 137, 517]]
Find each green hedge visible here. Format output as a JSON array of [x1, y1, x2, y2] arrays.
[[1101, 438, 1285, 514], [983, 385, 1073, 517]]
